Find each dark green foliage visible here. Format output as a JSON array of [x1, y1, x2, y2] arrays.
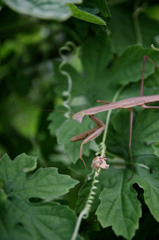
[[1, 1, 159, 239]]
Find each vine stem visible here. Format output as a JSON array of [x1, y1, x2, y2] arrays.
[[71, 85, 125, 240], [132, 2, 146, 45], [133, 12, 142, 45]]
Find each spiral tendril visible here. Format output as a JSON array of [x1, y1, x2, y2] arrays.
[[59, 42, 76, 118]]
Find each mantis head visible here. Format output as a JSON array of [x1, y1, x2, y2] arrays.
[[72, 112, 85, 123]]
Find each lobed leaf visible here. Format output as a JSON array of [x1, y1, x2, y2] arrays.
[[0, 153, 78, 201], [0, 201, 77, 240], [97, 169, 142, 240], [0, 154, 79, 240], [95, 109, 159, 239]]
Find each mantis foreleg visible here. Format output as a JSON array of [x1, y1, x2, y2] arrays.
[[140, 56, 159, 96], [71, 115, 105, 169], [140, 104, 159, 109]]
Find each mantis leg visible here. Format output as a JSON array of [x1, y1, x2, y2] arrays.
[[140, 56, 159, 96], [128, 108, 134, 181], [71, 128, 98, 142], [97, 100, 112, 104], [71, 115, 105, 169], [140, 104, 159, 109]]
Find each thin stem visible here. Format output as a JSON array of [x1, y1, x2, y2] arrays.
[[133, 12, 142, 45], [71, 85, 125, 240], [133, 2, 146, 45]]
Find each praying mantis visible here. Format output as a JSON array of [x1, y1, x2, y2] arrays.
[[71, 56, 159, 179]]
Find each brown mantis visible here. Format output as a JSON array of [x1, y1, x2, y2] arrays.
[[71, 56, 159, 179]]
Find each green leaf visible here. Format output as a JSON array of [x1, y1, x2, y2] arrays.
[[97, 169, 142, 239], [54, 33, 113, 105], [0, 201, 77, 240], [48, 112, 66, 135], [56, 118, 92, 164], [107, 109, 159, 165], [0, 153, 79, 240], [0, 153, 78, 201], [133, 166, 159, 222], [146, 68, 159, 88], [109, 6, 159, 54], [96, 109, 159, 238], [110, 45, 159, 85], [4, 0, 82, 21], [89, 0, 111, 18], [69, 4, 106, 25], [108, 6, 136, 55]]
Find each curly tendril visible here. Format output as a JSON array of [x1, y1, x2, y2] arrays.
[[59, 42, 76, 118]]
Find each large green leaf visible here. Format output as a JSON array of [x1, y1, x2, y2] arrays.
[[0, 200, 77, 240], [0, 153, 78, 201], [97, 169, 142, 240], [4, 0, 82, 21], [95, 109, 159, 239], [97, 157, 159, 239], [0, 154, 79, 240]]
